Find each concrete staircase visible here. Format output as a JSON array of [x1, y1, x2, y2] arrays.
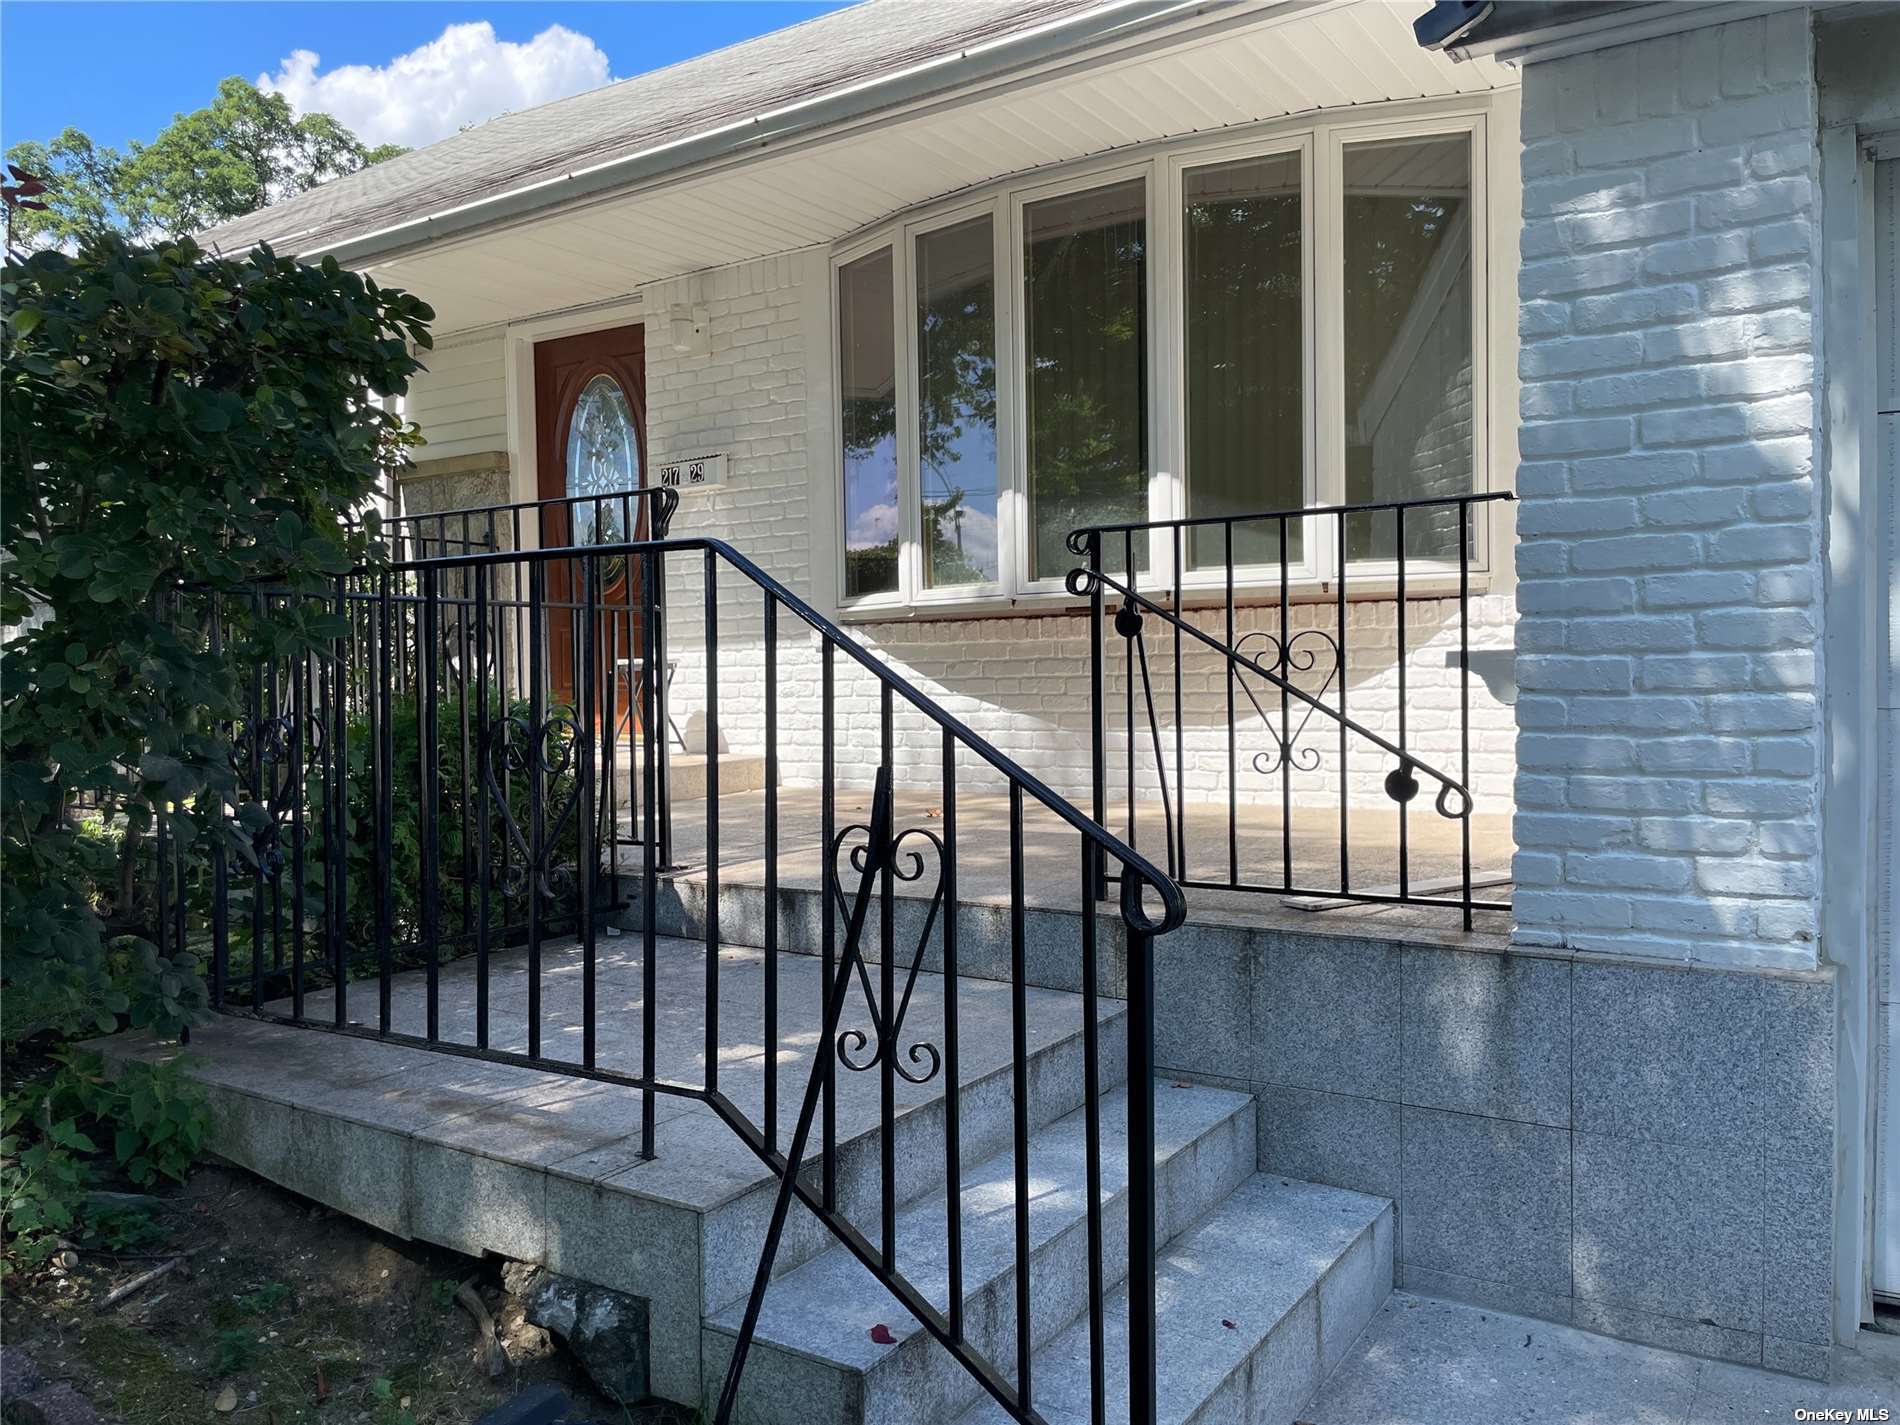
[[98, 933, 1391, 1425], [698, 1015, 1390, 1425]]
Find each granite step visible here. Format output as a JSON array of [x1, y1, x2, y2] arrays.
[[703, 1080, 1256, 1425], [951, 1173, 1393, 1425]]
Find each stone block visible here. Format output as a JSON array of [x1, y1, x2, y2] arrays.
[[1401, 949, 1571, 1127], [1153, 924, 1252, 1082], [1762, 1154, 1833, 1345], [1254, 934, 1399, 1099], [1257, 1085, 1400, 1200], [1572, 961, 1764, 1147], [1572, 1133, 1764, 1333], [1399, 1107, 1573, 1296]]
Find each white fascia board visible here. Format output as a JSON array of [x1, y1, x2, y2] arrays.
[[1450, 0, 1795, 66]]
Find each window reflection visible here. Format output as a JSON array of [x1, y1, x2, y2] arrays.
[[839, 248, 899, 598], [1183, 153, 1303, 570], [1341, 135, 1473, 562], [1024, 179, 1148, 579], [917, 216, 999, 589]]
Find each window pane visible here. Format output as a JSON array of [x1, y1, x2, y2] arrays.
[[917, 216, 999, 588], [565, 374, 640, 544], [1024, 179, 1148, 580], [839, 248, 898, 598], [1341, 134, 1473, 562], [1183, 153, 1303, 570]]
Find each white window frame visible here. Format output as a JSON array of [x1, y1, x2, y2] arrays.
[[1010, 160, 1160, 598], [826, 97, 1503, 619], [907, 197, 1014, 609]]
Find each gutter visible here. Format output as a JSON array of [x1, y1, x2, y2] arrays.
[[1441, 0, 1784, 65], [295, 0, 1220, 268]]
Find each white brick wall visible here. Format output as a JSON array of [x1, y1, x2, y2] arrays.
[[1511, 10, 1823, 970]]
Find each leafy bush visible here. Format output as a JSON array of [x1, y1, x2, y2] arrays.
[[0, 1053, 208, 1266], [1, 233, 431, 1043], [1, 232, 429, 1265]]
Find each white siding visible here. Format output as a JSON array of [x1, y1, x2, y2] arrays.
[[406, 330, 508, 460]]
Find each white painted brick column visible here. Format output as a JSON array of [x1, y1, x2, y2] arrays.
[[1511, 11, 1824, 970]]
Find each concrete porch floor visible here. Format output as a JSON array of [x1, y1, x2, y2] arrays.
[[632, 784, 1517, 947], [1309, 1293, 1900, 1423]]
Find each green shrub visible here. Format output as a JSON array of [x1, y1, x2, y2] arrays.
[[1, 231, 429, 1264], [2, 233, 431, 1044]]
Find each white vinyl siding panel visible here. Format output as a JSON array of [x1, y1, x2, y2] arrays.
[[407, 331, 508, 459]]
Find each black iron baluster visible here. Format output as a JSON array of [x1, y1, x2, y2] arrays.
[[705, 549, 720, 1095], [1395, 505, 1409, 902], [1172, 525, 1185, 884], [1123, 531, 1136, 864], [1225, 523, 1237, 886], [1279, 513, 1292, 890], [268, 649, 284, 978], [1009, 782, 1031, 1413], [879, 682, 896, 1273], [527, 559, 545, 1059], [422, 566, 442, 1041], [1127, 918, 1157, 1425], [376, 571, 394, 1032], [330, 577, 350, 1027], [1081, 854, 1105, 1425], [1087, 532, 1107, 902], [639, 548, 660, 1159], [475, 563, 492, 1051], [763, 594, 779, 1156], [820, 638, 836, 1211], [290, 642, 307, 1019], [941, 727, 962, 1344], [1338, 515, 1350, 895], [580, 552, 599, 1070], [209, 598, 228, 1010], [247, 591, 265, 1008], [1459, 504, 1474, 932]]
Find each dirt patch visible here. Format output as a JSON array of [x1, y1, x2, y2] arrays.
[[1, 1163, 695, 1425]]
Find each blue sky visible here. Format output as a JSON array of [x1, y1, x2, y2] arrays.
[[2, 2, 847, 155]]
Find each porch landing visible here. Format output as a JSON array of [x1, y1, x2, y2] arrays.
[[621, 784, 1515, 962]]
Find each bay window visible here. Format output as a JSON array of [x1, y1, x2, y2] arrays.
[[830, 110, 1491, 611]]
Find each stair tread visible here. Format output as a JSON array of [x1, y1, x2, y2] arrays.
[[705, 1080, 1253, 1371], [951, 1173, 1389, 1425]]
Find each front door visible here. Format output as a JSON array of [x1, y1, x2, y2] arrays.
[[533, 325, 647, 717]]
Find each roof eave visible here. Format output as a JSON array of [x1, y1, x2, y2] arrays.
[[1433, 0, 1790, 66], [250, 0, 1223, 268]]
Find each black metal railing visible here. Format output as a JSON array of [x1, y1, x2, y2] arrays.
[[367, 484, 681, 561], [1068, 491, 1514, 930], [155, 529, 1185, 1425]]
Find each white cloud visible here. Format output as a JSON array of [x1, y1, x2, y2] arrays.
[[258, 21, 611, 151], [848, 502, 899, 549]]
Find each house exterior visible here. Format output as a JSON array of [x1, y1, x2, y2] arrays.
[[191, 0, 1899, 1406]]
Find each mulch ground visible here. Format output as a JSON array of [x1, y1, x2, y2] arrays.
[[0, 1162, 695, 1425]]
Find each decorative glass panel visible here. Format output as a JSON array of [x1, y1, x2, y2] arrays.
[[917, 216, 999, 589], [565, 373, 640, 544], [839, 248, 899, 599], [1183, 153, 1303, 570], [1024, 179, 1148, 580], [1341, 134, 1473, 562]]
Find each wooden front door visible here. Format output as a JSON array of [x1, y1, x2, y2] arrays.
[[533, 325, 647, 718]]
